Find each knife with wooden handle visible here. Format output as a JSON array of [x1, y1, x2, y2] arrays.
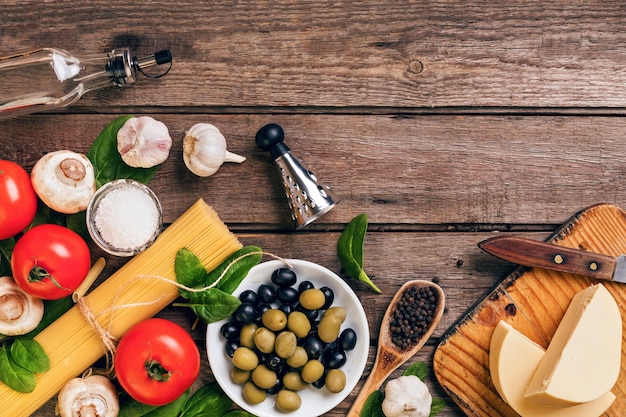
[[478, 235, 626, 283]]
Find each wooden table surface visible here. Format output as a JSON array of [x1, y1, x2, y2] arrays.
[[4, 1, 626, 416]]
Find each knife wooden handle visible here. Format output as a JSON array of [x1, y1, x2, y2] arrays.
[[479, 235, 617, 281]]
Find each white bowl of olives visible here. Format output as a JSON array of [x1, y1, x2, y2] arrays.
[[206, 259, 369, 417]]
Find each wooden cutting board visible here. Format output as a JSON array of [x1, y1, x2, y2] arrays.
[[433, 203, 626, 416]]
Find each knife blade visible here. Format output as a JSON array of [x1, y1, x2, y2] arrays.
[[478, 235, 626, 283]]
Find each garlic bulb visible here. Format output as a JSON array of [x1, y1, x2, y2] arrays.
[[183, 123, 246, 177], [31, 150, 96, 214], [0, 276, 44, 336], [56, 375, 119, 417], [117, 116, 172, 168]]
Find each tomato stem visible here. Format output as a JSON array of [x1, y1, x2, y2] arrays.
[[145, 359, 172, 382], [28, 266, 71, 292]]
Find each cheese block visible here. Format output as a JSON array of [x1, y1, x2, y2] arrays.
[[524, 284, 621, 406], [489, 320, 615, 417]]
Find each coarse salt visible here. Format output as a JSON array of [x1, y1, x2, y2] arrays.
[[94, 184, 160, 251]]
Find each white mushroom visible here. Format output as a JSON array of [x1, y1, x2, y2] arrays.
[[56, 375, 119, 417], [0, 276, 44, 336], [31, 150, 96, 214]]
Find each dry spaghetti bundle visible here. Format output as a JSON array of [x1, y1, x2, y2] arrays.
[[0, 199, 242, 416]]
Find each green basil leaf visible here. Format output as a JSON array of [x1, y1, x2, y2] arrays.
[[0, 238, 15, 276], [180, 383, 231, 417], [87, 115, 159, 188], [188, 288, 241, 324], [66, 211, 87, 237], [175, 248, 209, 299], [118, 390, 189, 417], [10, 339, 49, 373], [430, 398, 446, 417], [214, 246, 262, 294], [22, 297, 74, 338], [338, 214, 381, 293], [403, 361, 428, 381], [360, 390, 385, 417], [0, 344, 36, 393]]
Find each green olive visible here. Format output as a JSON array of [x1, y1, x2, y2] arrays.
[[325, 369, 346, 393], [301, 359, 325, 383], [275, 389, 302, 412], [282, 371, 309, 391], [317, 315, 342, 343], [275, 331, 297, 359], [287, 311, 311, 338], [298, 288, 326, 310], [239, 322, 258, 349], [230, 367, 251, 385], [243, 381, 266, 405], [324, 306, 347, 322], [232, 347, 259, 371], [262, 309, 287, 331], [252, 364, 277, 390], [253, 326, 276, 354], [286, 346, 308, 368]]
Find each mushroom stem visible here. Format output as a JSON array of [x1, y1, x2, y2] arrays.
[[0, 293, 24, 321], [58, 157, 87, 183]]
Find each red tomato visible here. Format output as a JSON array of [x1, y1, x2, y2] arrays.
[[0, 160, 37, 240], [11, 224, 91, 299], [114, 318, 201, 406]]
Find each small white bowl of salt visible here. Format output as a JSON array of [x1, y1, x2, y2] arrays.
[[86, 179, 163, 257]]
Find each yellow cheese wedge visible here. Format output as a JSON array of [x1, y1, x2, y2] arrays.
[[524, 283, 621, 406], [489, 320, 615, 417]]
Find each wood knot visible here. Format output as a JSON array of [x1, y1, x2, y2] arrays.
[[407, 60, 424, 74]]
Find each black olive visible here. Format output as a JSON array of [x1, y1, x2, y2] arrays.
[[312, 372, 327, 389], [239, 289, 258, 305], [224, 340, 238, 357], [279, 302, 294, 315], [276, 286, 299, 304], [304, 334, 324, 359], [267, 379, 284, 395], [220, 321, 241, 340], [257, 303, 271, 316], [296, 304, 319, 321], [323, 349, 347, 369], [257, 284, 276, 304], [323, 340, 338, 352], [266, 352, 287, 374], [233, 302, 257, 323], [319, 286, 335, 309], [298, 280, 314, 293], [339, 328, 357, 351], [271, 267, 297, 287]]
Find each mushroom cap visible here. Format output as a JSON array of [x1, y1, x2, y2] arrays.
[[0, 276, 44, 336], [31, 150, 96, 214], [57, 375, 119, 417]]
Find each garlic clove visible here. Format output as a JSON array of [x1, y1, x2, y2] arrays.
[[57, 375, 119, 417], [117, 116, 172, 168], [31, 150, 96, 214], [0, 276, 44, 336], [182, 123, 246, 177]]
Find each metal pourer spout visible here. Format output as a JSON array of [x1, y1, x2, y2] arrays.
[[133, 49, 173, 78]]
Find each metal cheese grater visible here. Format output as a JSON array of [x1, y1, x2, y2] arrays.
[[256, 123, 338, 229]]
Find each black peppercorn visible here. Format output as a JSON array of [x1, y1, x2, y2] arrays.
[[389, 286, 439, 350]]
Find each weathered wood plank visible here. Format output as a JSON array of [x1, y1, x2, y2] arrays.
[[2, 114, 624, 227], [3, 1, 626, 109]]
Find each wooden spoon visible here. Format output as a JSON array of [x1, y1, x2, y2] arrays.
[[347, 279, 445, 417]]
